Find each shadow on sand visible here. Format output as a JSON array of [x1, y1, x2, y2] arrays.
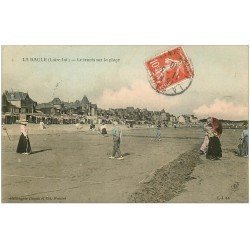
[[31, 149, 52, 154], [123, 152, 130, 157]]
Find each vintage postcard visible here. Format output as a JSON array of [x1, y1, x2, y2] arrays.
[[1, 45, 249, 203]]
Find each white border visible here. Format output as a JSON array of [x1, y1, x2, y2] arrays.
[[1, 1, 250, 250]]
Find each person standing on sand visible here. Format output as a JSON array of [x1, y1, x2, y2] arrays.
[[16, 119, 32, 155], [39, 121, 46, 129], [235, 122, 248, 157], [205, 117, 223, 160], [109, 121, 124, 160], [90, 121, 95, 131], [156, 121, 161, 141]]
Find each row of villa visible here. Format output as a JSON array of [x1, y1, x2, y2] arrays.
[[2, 90, 199, 125]]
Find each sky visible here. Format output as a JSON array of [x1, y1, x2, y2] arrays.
[[2, 45, 249, 120]]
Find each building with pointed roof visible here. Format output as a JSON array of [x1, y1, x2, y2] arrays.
[[51, 97, 63, 105], [81, 95, 90, 104], [34, 94, 97, 117], [3, 90, 37, 114], [36, 103, 56, 115]]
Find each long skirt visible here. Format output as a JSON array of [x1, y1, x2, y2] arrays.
[[16, 134, 32, 154], [206, 136, 222, 159]]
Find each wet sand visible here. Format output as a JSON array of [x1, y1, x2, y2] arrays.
[[1, 125, 248, 203]]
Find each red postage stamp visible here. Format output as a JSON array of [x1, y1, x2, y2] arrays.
[[145, 47, 194, 95]]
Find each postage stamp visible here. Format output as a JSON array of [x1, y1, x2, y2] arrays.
[[145, 46, 194, 96]]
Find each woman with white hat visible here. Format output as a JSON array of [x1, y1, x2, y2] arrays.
[[16, 119, 32, 155]]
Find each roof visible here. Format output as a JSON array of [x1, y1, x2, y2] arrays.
[[5, 91, 33, 101], [91, 104, 97, 108], [126, 107, 135, 110], [64, 102, 79, 109], [178, 115, 190, 118], [2, 95, 16, 107], [81, 95, 89, 104], [36, 103, 54, 109], [190, 115, 198, 118], [51, 97, 62, 105]]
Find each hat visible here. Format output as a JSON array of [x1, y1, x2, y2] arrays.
[[20, 119, 28, 125]]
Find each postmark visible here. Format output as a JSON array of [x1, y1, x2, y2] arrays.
[[145, 46, 194, 96]]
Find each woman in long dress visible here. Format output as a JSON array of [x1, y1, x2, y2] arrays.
[[206, 117, 222, 160], [16, 119, 32, 154]]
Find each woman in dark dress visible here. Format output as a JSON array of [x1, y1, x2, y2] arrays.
[[206, 117, 222, 160], [16, 119, 32, 154]]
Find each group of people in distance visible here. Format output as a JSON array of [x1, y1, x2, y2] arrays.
[[15, 117, 248, 160], [200, 117, 248, 160]]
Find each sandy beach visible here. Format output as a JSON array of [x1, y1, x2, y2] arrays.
[[1, 124, 248, 203]]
